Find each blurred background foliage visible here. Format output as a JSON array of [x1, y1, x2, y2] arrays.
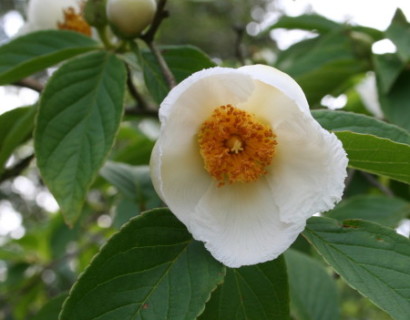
[[0, 0, 409, 319]]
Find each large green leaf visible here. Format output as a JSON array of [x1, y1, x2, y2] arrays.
[[59, 208, 225, 320], [304, 217, 410, 320], [335, 131, 410, 184], [199, 256, 290, 320], [141, 45, 216, 103], [324, 195, 410, 228], [0, 30, 99, 85], [312, 110, 410, 145], [285, 249, 340, 320], [34, 51, 126, 225], [386, 9, 410, 62], [280, 30, 369, 105], [0, 106, 36, 173]]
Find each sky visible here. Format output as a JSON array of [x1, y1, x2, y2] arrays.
[[1, 0, 410, 238]]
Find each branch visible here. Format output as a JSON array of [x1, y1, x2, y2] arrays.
[[126, 65, 151, 110], [0, 154, 34, 183], [13, 78, 44, 92], [125, 106, 158, 117], [233, 24, 246, 65], [147, 41, 176, 89], [360, 172, 395, 197]]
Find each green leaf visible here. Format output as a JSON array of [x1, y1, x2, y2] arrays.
[[0, 30, 99, 85], [32, 293, 68, 320], [335, 131, 410, 184], [373, 53, 406, 94], [141, 45, 216, 103], [281, 30, 369, 105], [312, 110, 410, 145], [377, 68, 410, 131], [0, 106, 36, 173], [34, 51, 126, 225], [268, 14, 340, 34], [386, 9, 410, 62], [59, 208, 225, 320], [304, 217, 410, 320], [325, 195, 410, 228], [285, 249, 340, 320], [199, 256, 290, 320]]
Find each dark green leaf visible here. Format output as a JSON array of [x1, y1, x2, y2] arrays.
[[0, 30, 99, 85], [386, 9, 410, 62], [141, 45, 216, 103], [59, 208, 225, 320], [336, 131, 410, 184], [199, 256, 290, 320], [373, 53, 406, 94], [325, 195, 410, 228], [268, 14, 340, 34], [0, 106, 36, 173], [304, 217, 410, 320], [34, 51, 126, 225], [378, 68, 410, 131], [32, 293, 68, 320], [285, 249, 340, 320], [312, 110, 410, 145]]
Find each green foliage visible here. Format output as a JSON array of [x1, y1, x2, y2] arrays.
[[34, 50, 126, 225], [60, 209, 225, 320], [304, 217, 410, 320], [199, 256, 290, 320], [1, 2, 410, 320], [0, 30, 99, 85]]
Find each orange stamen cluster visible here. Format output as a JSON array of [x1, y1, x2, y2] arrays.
[[198, 104, 277, 186], [58, 6, 92, 36]]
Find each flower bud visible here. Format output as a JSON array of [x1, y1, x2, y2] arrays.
[[106, 0, 157, 39]]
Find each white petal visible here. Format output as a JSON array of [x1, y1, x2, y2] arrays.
[[159, 67, 254, 128], [239, 64, 310, 114], [190, 178, 306, 268], [268, 112, 348, 224]]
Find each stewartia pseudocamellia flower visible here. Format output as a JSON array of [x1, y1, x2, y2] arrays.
[[150, 65, 348, 268]]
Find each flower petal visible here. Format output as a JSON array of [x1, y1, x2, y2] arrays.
[[190, 178, 305, 268], [239, 64, 310, 114], [268, 112, 348, 223]]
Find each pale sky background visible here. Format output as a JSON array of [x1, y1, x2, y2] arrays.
[[1, 0, 410, 238]]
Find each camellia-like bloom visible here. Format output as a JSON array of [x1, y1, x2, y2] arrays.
[[22, 0, 91, 36], [150, 65, 348, 268]]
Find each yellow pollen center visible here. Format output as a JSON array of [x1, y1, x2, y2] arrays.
[[198, 104, 277, 186], [57, 6, 92, 36]]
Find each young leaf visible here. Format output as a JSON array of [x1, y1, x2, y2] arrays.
[[285, 249, 340, 320], [312, 110, 410, 145], [59, 209, 225, 320], [0, 106, 36, 173], [34, 51, 126, 225], [0, 30, 99, 85], [335, 131, 410, 184], [373, 53, 406, 94], [32, 293, 68, 320], [199, 256, 290, 320], [304, 217, 410, 320], [141, 45, 216, 103], [324, 195, 410, 228]]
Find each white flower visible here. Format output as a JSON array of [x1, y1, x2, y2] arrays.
[[21, 0, 91, 35], [150, 65, 348, 268], [106, 0, 156, 37]]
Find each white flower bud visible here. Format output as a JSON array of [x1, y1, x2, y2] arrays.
[[106, 0, 157, 38]]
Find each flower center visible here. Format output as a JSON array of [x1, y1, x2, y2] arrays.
[[57, 6, 92, 36], [198, 104, 277, 186]]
